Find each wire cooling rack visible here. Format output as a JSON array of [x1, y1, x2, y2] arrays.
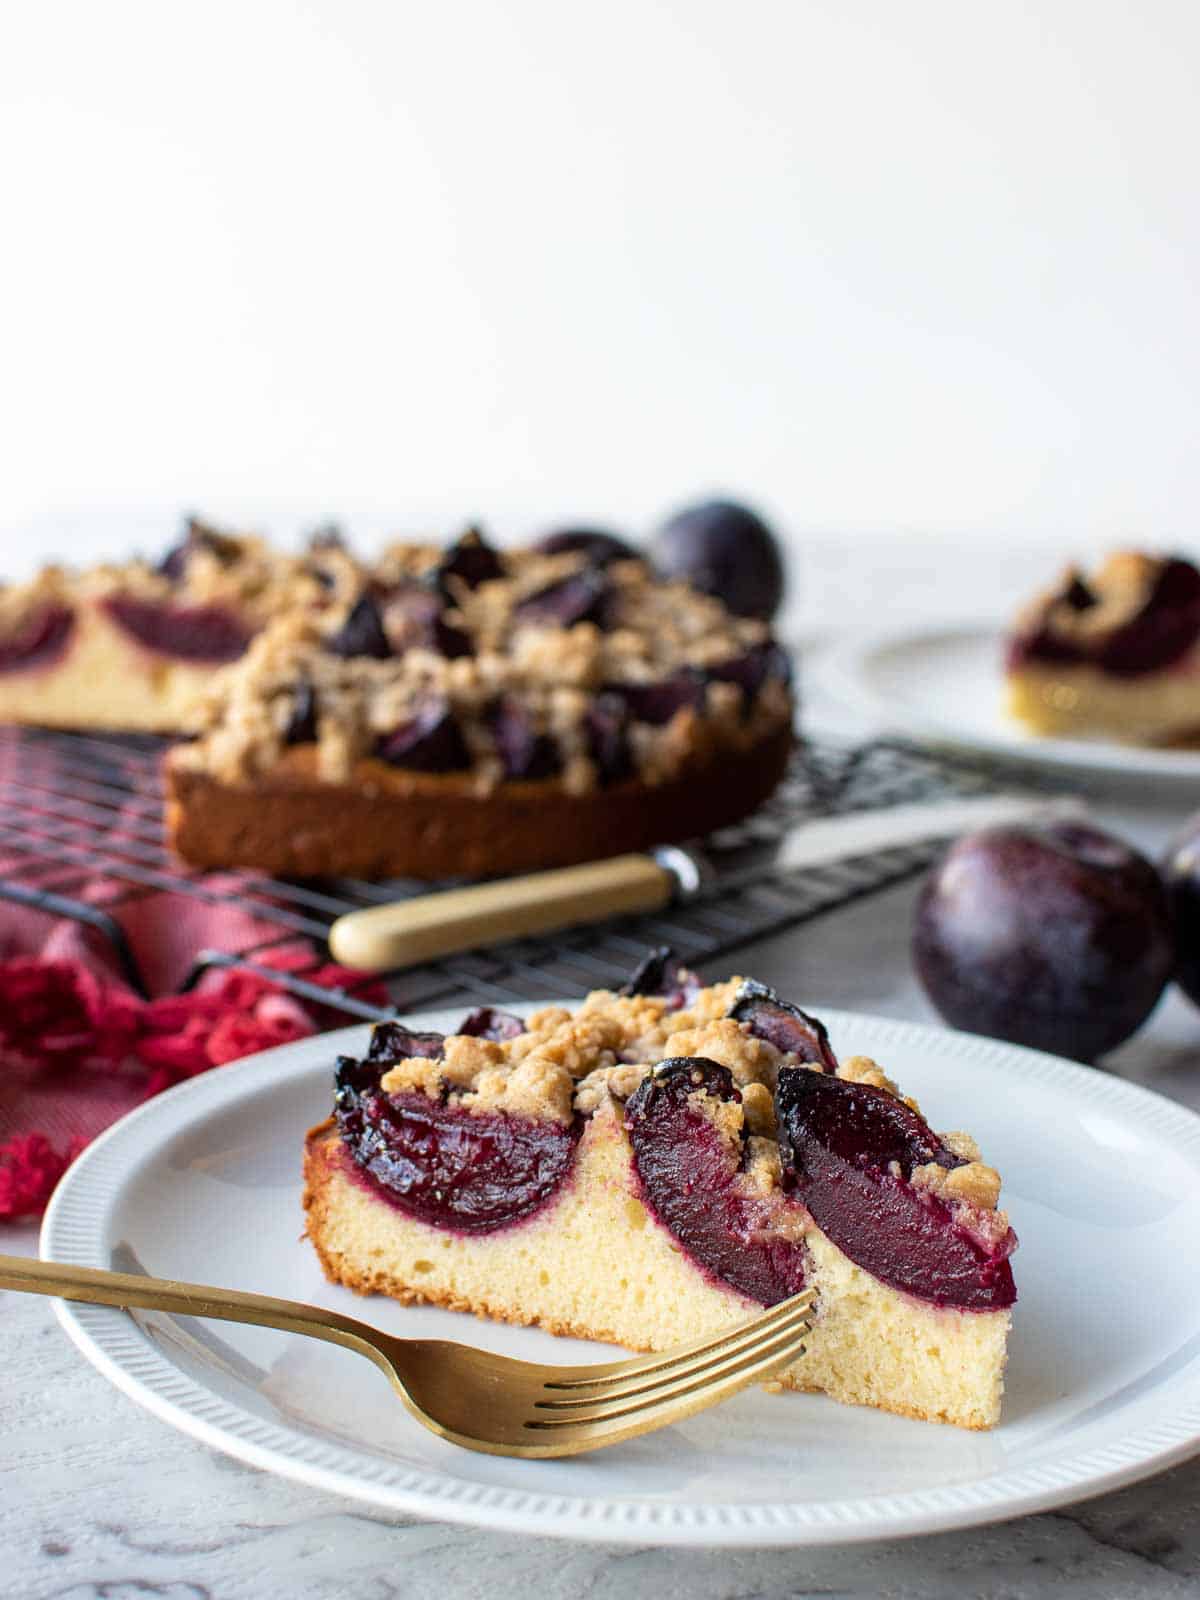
[[0, 725, 1038, 1019]]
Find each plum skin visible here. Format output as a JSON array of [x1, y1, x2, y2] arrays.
[[652, 498, 785, 620], [1162, 816, 1200, 1009], [913, 822, 1173, 1061]]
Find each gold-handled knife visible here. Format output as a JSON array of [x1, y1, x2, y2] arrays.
[[328, 793, 1083, 972]]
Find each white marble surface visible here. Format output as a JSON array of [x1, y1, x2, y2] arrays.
[[5, 632, 1200, 1597]]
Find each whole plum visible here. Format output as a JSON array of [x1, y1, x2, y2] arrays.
[[651, 498, 785, 620], [913, 821, 1173, 1061], [1162, 815, 1200, 1008]]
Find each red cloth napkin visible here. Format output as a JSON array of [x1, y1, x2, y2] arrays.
[[0, 884, 385, 1220]]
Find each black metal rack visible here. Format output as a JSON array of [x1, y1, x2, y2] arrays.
[[0, 726, 1035, 1020]]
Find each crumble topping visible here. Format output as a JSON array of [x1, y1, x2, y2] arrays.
[[367, 978, 1002, 1229], [170, 536, 791, 791]]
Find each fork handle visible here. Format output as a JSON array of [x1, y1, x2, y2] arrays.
[[0, 1253, 386, 1369]]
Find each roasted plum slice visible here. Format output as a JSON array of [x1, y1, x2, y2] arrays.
[[432, 527, 504, 599], [325, 593, 393, 660], [367, 1021, 446, 1063], [625, 1058, 807, 1305], [376, 700, 471, 772], [283, 680, 318, 744], [334, 1054, 579, 1232], [457, 1006, 526, 1041], [709, 641, 792, 706], [155, 518, 239, 581], [618, 946, 702, 1010], [488, 695, 561, 780], [0, 605, 75, 674], [729, 980, 838, 1069], [535, 529, 639, 566], [382, 583, 473, 658], [775, 1069, 1016, 1311], [514, 569, 613, 630], [102, 595, 252, 662], [609, 670, 705, 726], [584, 692, 634, 785]]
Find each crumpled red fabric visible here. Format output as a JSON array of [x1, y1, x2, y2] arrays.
[[0, 946, 387, 1220]]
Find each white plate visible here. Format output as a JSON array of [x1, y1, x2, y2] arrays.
[[817, 624, 1200, 779], [42, 1007, 1200, 1547]]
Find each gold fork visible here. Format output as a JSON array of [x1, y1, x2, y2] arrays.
[[2, 1255, 813, 1457]]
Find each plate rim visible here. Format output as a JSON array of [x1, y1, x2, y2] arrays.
[[41, 1007, 1200, 1548], [815, 621, 1200, 779]]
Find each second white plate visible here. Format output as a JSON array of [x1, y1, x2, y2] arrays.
[[817, 623, 1200, 779], [40, 1006, 1200, 1546]]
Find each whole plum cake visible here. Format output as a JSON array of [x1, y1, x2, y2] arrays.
[[1005, 551, 1200, 745], [304, 956, 1017, 1429], [0, 519, 361, 733], [166, 528, 794, 879]]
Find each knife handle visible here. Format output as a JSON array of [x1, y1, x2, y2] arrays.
[[328, 853, 675, 972]]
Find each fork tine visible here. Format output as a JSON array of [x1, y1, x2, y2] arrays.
[[541, 1288, 816, 1393], [534, 1293, 814, 1410], [528, 1307, 813, 1429]]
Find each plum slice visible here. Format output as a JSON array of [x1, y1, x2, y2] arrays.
[[1009, 555, 1200, 677], [625, 1058, 807, 1305], [383, 583, 473, 659], [458, 1007, 526, 1041], [376, 700, 471, 772], [729, 980, 838, 1069], [514, 570, 613, 630], [488, 696, 561, 780], [0, 605, 75, 674], [367, 1021, 446, 1062], [608, 671, 705, 726], [709, 641, 792, 707], [432, 528, 505, 599], [775, 1069, 1016, 1311], [584, 692, 634, 785], [618, 946, 702, 1010], [283, 680, 318, 745], [326, 593, 392, 660], [102, 595, 252, 662], [535, 529, 639, 566], [334, 1053, 579, 1232]]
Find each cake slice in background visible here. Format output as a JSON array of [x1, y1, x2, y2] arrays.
[[1005, 551, 1200, 744]]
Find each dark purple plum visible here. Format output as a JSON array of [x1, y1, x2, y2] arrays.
[[103, 596, 251, 662], [608, 671, 705, 726], [619, 946, 702, 1010], [283, 680, 318, 744], [383, 584, 473, 658], [535, 528, 639, 566], [325, 593, 392, 660], [1162, 815, 1200, 1010], [367, 1021, 446, 1062], [335, 1053, 579, 1232], [776, 1068, 1016, 1310], [488, 696, 561, 780], [625, 1058, 807, 1305], [514, 570, 613, 630], [652, 499, 786, 620], [729, 980, 838, 1069], [584, 692, 634, 785], [376, 700, 471, 772], [457, 1007, 526, 1041], [432, 527, 504, 599], [913, 822, 1173, 1061], [0, 605, 75, 674], [708, 641, 792, 707]]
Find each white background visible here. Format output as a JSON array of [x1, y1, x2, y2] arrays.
[[1, 0, 1198, 621]]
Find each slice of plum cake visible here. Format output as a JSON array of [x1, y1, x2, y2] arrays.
[[303, 953, 1017, 1430]]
